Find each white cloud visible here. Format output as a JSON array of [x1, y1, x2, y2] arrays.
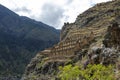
[[91, 0, 111, 3], [38, 3, 65, 28], [0, 0, 111, 29]]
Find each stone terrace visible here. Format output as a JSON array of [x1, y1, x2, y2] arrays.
[[40, 26, 108, 62]]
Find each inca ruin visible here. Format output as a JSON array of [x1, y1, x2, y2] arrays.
[[22, 0, 120, 80]]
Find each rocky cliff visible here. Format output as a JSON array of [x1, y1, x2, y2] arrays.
[[22, 0, 120, 80]]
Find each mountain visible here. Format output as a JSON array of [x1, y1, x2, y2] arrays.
[[0, 4, 60, 79], [22, 0, 120, 80]]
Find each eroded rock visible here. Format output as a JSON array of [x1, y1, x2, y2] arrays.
[[88, 46, 119, 66]]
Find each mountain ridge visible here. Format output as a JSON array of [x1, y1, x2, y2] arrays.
[[0, 4, 60, 79]]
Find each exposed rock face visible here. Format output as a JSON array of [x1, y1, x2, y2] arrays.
[[88, 47, 119, 65], [103, 22, 120, 48], [22, 0, 120, 80]]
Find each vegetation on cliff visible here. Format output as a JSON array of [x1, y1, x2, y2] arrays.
[[58, 64, 115, 80]]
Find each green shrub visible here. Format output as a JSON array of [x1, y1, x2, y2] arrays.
[[59, 65, 80, 80], [58, 64, 115, 80]]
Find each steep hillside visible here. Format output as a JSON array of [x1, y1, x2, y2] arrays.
[[60, 0, 119, 40], [22, 0, 120, 80], [0, 4, 60, 79]]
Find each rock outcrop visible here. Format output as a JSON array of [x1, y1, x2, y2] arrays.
[[103, 22, 120, 48], [22, 0, 120, 80]]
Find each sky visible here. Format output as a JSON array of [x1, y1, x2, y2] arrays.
[[0, 0, 111, 29]]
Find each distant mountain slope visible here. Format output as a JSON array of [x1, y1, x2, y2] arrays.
[[0, 4, 60, 78]]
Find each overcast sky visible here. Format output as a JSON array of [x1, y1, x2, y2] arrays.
[[0, 0, 111, 29]]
